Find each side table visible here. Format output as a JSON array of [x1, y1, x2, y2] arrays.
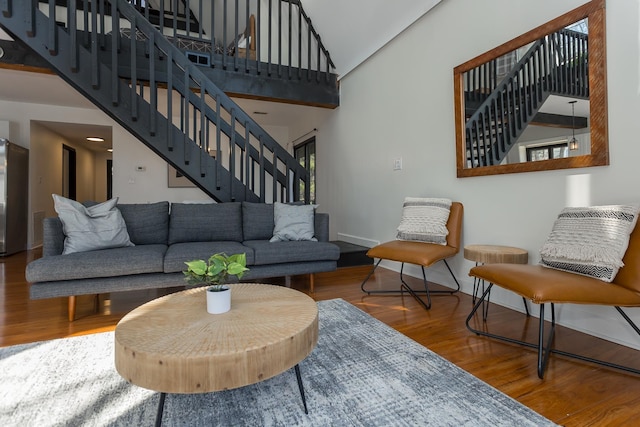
[[464, 245, 529, 319]]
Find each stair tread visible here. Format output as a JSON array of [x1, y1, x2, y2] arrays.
[[330, 241, 373, 268]]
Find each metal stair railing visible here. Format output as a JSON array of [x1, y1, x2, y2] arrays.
[[1, 0, 310, 203], [126, 0, 336, 84], [464, 28, 588, 168]]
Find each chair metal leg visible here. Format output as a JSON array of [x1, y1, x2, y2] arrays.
[[537, 303, 556, 379], [400, 263, 431, 309], [360, 260, 382, 294], [471, 262, 528, 318], [466, 285, 640, 378], [360, 259, 459, 310]]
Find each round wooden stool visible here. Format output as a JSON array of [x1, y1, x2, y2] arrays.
[[464, 245, 529, 318]]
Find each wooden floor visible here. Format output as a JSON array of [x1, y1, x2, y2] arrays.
[[3, 249, 640, 426]]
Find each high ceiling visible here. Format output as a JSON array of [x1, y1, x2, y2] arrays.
[[0, 0, 444, 147]]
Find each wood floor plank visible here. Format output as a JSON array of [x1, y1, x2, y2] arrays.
[[2, 250, 640, 425]]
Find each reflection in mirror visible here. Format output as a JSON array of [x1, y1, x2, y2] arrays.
[[454, 0, 608, 177]]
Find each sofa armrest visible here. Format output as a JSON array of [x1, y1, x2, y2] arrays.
[[315, 213, 330, 242], [43, 217, 65, 257]]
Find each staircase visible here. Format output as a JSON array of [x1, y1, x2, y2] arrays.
[[0, 0, 330, 203], [464, 28, 589, 167]]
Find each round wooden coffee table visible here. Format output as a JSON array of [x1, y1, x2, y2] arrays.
[[114, 283, 318, 425]]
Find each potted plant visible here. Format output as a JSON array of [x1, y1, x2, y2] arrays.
[[183, 253, 249, 314]]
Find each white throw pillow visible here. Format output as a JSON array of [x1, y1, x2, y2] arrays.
[[270, 202, 318, 242], [396, 197, 452, 245], [539, 204, 640, 282], [53, 194, 134, 254]]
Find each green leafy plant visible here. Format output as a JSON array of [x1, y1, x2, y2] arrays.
[[183, 253, 249, 291]]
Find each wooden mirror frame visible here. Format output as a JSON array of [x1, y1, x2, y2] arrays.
[[454, 0, 608, 178]]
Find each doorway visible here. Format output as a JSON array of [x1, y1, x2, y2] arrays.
[[62, 144, 76, 200], [294, 137, 316, 204], [106, 159, 113, 199]]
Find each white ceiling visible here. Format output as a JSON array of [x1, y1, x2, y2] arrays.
[[302, 0, 443, 77]]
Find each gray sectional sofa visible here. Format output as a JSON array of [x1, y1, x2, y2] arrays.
[[26, 201, 340, 320]]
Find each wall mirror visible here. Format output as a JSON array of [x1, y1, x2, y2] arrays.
[[454, 0, 608, 177]]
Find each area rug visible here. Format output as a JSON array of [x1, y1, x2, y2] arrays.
[[0, 298, 556, 426]]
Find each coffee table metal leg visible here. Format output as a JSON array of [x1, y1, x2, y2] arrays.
[[155, 392, 167, 427], [294, 364, 308, 414]]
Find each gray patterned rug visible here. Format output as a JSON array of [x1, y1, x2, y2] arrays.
[[0, 299, 556, 426]]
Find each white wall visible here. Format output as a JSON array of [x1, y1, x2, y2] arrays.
[[315, 0, 640, 350]]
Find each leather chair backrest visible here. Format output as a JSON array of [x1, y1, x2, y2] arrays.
[[614, 222, 640, 293], [446, 202, 463, 250]]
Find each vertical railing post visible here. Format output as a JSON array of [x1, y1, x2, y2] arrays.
[[278, 0, 282, 76], [256, 0, 262, 74], [130, 14, 138, 121], [111, 0, 119, 105], [47, 0, 57, 55], [91, 0, 99, 88], [25, 0, 35, 37], [222, 0, 228, 69], [167, 49, 174, 151], [1, 0, 12, 18], [183, 65, 191, 160], [268, 0, 272, 75], [185, 0, 191, 37], [233, 0, 239, 70], [69, 0, 78, 71], [287, 0, 291, 79], [297, 3, 302, 78], [149, 31, 157, 136]]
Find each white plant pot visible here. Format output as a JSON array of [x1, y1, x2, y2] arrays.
[[206, 286, 231, 314]]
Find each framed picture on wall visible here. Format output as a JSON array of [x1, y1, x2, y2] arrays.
[[168, 165, 195, 188], [167, 150, 218, 188]]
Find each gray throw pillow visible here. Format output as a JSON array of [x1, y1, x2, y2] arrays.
[[270, 202, 317, 242], [53, 194, 134, 254]]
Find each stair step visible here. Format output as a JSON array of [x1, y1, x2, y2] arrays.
[[331, 241, 373, 268]]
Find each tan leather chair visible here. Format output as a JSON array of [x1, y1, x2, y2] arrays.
[[360, 202, 463, 309], [468, 221, 640, 378]]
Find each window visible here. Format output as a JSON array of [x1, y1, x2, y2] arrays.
[[294, 137, 316, 204], [526, 143, 569, 162]]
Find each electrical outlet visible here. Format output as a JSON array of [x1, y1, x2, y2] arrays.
[[393, 158, 402, 171]]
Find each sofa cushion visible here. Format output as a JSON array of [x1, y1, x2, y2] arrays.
[[53, 194, 134, 254], [26, 244, 167, 282], [117, 202, 169, 245], [270, 202, 317, 242], [168, 202, 243, 244], [163, 241, 254, 273], [243, 240, 340, 265], [242, 202, 274, 241]]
